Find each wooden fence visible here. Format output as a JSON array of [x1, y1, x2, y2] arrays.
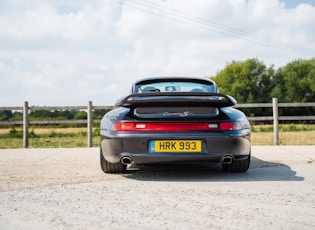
[[0, 98, 314, 147]]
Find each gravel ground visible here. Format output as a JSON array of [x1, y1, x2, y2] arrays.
[[0, 146, 315, 230]]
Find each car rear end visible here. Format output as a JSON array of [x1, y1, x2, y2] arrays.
[[100, 92, 251, 173]]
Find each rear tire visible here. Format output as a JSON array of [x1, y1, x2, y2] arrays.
[[100, 147, 126, 173], [222, 154, 250, 173]]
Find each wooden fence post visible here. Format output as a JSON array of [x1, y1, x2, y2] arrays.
[[87, 101, 93, 147], [273, 98, 279, 145], [23, 101, 29, 148]]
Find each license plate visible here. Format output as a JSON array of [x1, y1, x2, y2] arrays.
[[150, 140, 202, 153]]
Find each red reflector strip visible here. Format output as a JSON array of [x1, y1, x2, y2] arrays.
[[111, 122, 241, 131]]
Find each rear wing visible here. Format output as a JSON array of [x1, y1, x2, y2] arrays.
[[115, 92, 237, 108]]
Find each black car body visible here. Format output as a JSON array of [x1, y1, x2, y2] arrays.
[[100, 77, 251, 173]]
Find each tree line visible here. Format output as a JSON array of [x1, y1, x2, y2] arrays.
[[210, 58, 315, 117], [211, 58, 315, 103], [0, 109, 110, 122]]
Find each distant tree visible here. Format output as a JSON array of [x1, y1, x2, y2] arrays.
[[93, 109, 111, 119], [74, 111, 87, 120], [10, 111, 23, 121], [0, 110, 13, 121], [29, 110, 54, 119], [271, 58, 315, 102], [58, 110, 76, 120], [211, 58, 275, 103]]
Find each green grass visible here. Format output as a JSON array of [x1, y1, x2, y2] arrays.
[[0, 127, 101, 149], [0, 137, 101, 148], [251, 124, 315, 132]]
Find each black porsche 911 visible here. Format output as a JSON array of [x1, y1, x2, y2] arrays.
[[100, 77, 251, 173]]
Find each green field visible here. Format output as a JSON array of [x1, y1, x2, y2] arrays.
[[0, 124, 314, 149]]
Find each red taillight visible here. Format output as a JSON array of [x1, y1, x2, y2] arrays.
[[220, 122, 242, 130], [220, 122, 234, 130], [111, 122, 242, 131], [111, 122, 135, 131]]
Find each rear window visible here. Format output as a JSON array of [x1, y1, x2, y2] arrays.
[[134, 80, 216, 93]]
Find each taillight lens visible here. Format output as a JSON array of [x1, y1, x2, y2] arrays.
[[220, 122, 242, 130], [111, 122, 242, 131]]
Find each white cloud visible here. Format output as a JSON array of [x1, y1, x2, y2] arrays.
[[0, 0, 314, 106]]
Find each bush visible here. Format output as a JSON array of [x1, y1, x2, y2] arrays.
[[93, 127, 100, 137], [9, 128, 23, 138], [74, 111, 87, 120]]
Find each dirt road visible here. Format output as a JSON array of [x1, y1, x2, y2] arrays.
[[0, 146, 315, 229]]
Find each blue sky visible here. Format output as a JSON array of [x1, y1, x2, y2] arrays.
[[284, 0, 315, 8], [0, 0, 314, 106]]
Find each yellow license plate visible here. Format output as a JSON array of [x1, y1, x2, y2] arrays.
[[150, 140, 202, 153]]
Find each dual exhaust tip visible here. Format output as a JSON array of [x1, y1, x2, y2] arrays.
[[121, 155, 234, 165]]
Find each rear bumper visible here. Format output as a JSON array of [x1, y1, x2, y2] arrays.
[[101, 131, 251, 165], [119, 152, 249, 165]]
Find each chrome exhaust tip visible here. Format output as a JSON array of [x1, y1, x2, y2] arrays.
[[221, 154, 234, 165], [121, 156, 133, 165]]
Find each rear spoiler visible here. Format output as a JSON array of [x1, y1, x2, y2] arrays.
[[115, 92, 237, 108]]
